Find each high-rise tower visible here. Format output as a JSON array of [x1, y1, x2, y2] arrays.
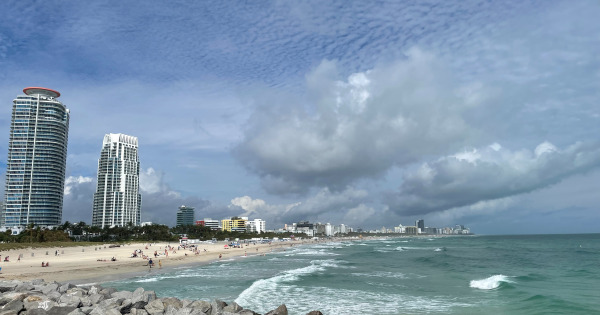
[[2, 87, 70, 227], [176, 205, 195, 226], [92, 133, 141, 228]]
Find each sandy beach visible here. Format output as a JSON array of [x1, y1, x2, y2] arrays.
[[0, 240, 308, 284]]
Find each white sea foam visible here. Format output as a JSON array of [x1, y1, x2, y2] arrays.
[[236, 259, 341, 308], [469, 274, 514, 290], [434, 248, 442, 252], [135, 278, 158, 283]]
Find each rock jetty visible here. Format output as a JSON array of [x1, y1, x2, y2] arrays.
[[0, 279, 323, 315]]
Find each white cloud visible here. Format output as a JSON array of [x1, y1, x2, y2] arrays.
[[387, 141, 600, 216], [64, 176, 93, 195], [235, 49, 482, 194]]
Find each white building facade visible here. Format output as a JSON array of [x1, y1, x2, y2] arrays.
[[246, 219, 266, 234], [2, 87, 70, 227], [92, 133, 141, 227]]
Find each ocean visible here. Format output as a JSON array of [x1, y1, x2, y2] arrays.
[[105, 234, 600, 314]]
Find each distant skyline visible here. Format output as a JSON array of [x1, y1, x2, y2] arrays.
[[1, 1, 599, 234]]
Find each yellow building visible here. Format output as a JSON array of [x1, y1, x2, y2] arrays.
[[221, 217, 247, 232]]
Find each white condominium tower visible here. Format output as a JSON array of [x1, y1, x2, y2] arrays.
[[2, 87, 70, 227], [92, 133, 141, 227]]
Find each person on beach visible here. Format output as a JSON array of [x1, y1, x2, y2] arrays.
[[149, 258, 153, 268], [159, 260, 162, 269]]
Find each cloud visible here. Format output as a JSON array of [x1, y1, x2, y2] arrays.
[[234, 49, 482, 194], [229, 187, 370, 228], [386, 141, 600, 216]]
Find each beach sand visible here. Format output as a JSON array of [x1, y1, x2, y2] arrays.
[[0, 240, 308, 284]]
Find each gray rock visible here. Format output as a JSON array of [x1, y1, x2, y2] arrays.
[[98, 297, 124, 309], [23, 309, 47, 315], [14, 283, 34, 292], [238, 311, 258, 315], [144, 298, 165, 315], [188, 300, 211, 314], [46, 291, 62, 302], [223, 302, 243, 313], [305, 311, 323, 315], [66, 288, 87, 297], [111, 290, 133, 300], [1, 299, 24, 313], [90, 307, 121, 315], [79, 296, 92, 307], [162, 297, 183, 309], [181, 299, 193, 308], [265, 304, 288, 315], [130, 308, 149, 315], [88, 293, 104, 305], [67, 309, 87, 315], [211, 300, 227, 315], [0, 310, 20, 315], [87, 286, 102, 295], [30, 279, 45, 286], [46, 306, 78, 315], [164, 305, 179, 315], [23, 295, 51, 310], [41, 283, 59, 296], [59, 283, 76, 293], [58, 294, 82, 307], [99, 288, 117, 298], [0, 283, 17, 293], [80, 306, 94, 314], [0, 292, 27, 306]]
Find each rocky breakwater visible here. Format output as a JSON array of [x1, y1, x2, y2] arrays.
[[0, 279, 323, 315]]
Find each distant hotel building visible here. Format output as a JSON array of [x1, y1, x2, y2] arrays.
[[92, 133, 141, 227], [196, 218, 220, 230], [246, 219, 266, 234], [2, 87, 70, 227], [176, 205, 195, 226]]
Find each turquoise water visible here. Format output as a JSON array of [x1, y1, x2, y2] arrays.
[[105, 234, 600, 314]]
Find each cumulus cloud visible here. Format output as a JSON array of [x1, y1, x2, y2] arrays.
[[386, 141, 600, 215], [235, 49, 482, 194], [229, 187, 370, 228]]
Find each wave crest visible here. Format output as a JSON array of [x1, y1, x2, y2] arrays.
[[469, 274, 513, 290]]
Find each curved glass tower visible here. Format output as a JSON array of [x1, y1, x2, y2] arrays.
[[2, 87, 70, 227]]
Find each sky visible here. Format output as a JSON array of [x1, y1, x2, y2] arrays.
[[0, 0, 599, 234]]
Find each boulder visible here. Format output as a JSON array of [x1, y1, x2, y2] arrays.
[[130, 308, 149, 315], [59, 283, 76, 293], [0, 299, 24, 313], [266, 304, 288, 315], [188, 300, 211, 314], [306, 311, 323, 315], [211, 299, 227, 315], [162, 297, 183, 309], [0, 283, 17, 293], [41, 283, 60, 296], [223, 302, 243, 313], [14, 283, 34, 292], [46, 306, 78, 315], [67, 309, 87, 315], [88, 293, 105, 305], [58, 294, 82, 307], [111, 290, 133, 300], [144, 298, 165, 315]]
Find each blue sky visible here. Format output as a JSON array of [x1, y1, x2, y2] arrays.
[[1, 0, 599, 234]]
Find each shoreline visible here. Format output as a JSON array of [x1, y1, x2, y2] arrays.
[[0, 239, 316, 284]]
